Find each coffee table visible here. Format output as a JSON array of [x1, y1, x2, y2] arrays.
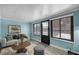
[[11, 41, 30, 53]]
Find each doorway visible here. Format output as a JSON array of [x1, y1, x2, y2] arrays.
[[41, 20, 50, 45]]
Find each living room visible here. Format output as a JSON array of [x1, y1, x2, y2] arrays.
[[0, 4, 79, 55]]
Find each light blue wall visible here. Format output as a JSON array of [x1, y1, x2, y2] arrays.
[[0, 19, 31, 40], [72, 11, 79, 52], [50, 10, 79, 52], [30, 10, 79, 53]]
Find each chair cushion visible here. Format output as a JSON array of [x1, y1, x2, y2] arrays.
[[6, 40, 18, 46], [5, 35, 13, 41]]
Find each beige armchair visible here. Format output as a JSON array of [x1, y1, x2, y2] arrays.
[[0, 38, 18, 47]]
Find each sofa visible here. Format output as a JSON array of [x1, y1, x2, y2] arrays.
[[1, 37, 18, 47], [0, 33, 28, 47]]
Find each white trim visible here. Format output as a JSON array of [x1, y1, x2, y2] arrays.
[[50, 13, 74, 20], [32, 38, 41, 42], [50, 44, 68, 52], [71, 51, 79, 54], [36, 39, 41, 42]]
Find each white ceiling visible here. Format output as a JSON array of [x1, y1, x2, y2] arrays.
[[0, 4, 79, 22]]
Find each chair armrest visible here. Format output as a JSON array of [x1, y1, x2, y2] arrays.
[[1, 38, 7, 47]]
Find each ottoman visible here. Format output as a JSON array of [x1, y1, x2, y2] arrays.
[[34, 45, 44, 55]]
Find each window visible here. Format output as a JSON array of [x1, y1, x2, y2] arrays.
[[51, 16, 73, 41], [52, 19, 60, 38], [42, 22, 48, 36], [33, 24, 37, 35], [33, 23, 40, 35], [61, 17, 71, 40]]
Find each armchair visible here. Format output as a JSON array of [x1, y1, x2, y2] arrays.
[[5, 34, 18, 46]]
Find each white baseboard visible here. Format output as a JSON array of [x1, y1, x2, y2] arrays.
[[50, 44, 68, 52], [36, 39, 41, 42], [31, 38, 41, 42], [31, 38, 68, 52]]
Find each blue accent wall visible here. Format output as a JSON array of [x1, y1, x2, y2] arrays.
[[72, 11, 79, 52], [0, 19, 31, 40], [30, 10, 79, 53]]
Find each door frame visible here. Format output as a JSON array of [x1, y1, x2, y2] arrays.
[[41, 20, 50, 45]]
